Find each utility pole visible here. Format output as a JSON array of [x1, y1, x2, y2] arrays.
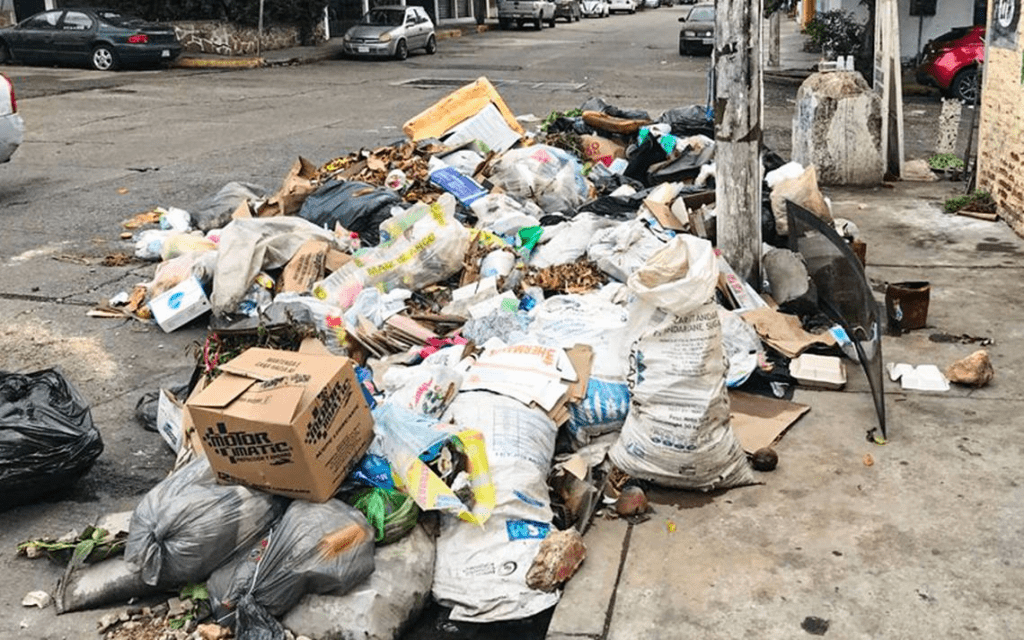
[[714, 0, 764, 285]]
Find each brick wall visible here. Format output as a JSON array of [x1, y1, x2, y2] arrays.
[[977, 12, 1024, 235]]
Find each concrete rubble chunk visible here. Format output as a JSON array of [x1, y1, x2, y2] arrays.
[[283, 524, 435, 640], [791, 71, 884, 186], [197, 622, 232, 640], [526, 529, 588, 593], [946, 349, 994, 387]]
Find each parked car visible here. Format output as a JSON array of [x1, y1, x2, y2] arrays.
[[642, 0, 661, 8], [0, 73, 23, 163], [607, 0, 637, 14], [342, 6, 436, 60], [581, 0, 611, 18], [554, 0, 582, 22], [915, 24, 985, 103], [0, 9, 181, 71], [498, 0, 557, 29], [678, 3, 714, 55]]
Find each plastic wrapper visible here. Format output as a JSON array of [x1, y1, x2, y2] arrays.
[[208, 499, 376, 623], [124, 457, 286, 588], [487, 145, 591, 214], [381, 364, 463, 418], [313, 194, 470, 311], [298, 179, 403, 247], [0, 368, 103, 510], [608, 236, 755, 490]]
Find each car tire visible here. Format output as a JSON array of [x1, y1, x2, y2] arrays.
[[534, 17, 543, 29], [499, 18, 510, 28], [394, 39, 408, 61], [517, 19, 525, 28], [0, 42, 10, 65], [949, 67, 979, 104], [425, 34, 437, 54], [549, 13, 557, 27], [91, 45, 118, 71]]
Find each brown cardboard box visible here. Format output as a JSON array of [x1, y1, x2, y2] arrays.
[[187, 347, 373, 502]]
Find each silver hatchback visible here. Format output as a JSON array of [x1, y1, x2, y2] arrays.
[[342, 6, 437, 60]]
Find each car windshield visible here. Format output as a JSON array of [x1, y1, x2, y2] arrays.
[[361, 9, 405, 26], [687, 6, 714, 21], [97, 11, 147, 27], [933, 27, 973, 43]]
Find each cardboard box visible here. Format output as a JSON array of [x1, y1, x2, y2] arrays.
[[149, 276, 211, 332], [187, 347, 374, 502]]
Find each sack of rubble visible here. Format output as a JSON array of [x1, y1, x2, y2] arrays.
[[608, 235, 754, 490], [125, 457, 286, 588], [487, 145, 590, 214], [312, 193, 470, 311], [432, 392, 561, 623], [207, 498, 376, 625]]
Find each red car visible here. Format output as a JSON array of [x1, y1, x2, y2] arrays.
[[915, 25, 985, 103]]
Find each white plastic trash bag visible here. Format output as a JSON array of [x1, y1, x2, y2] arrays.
[[433, 392, 561, 623], [487, 145, 590, 214], [608, 236, 754, 490], [587, 218, 667, 283], [529, 213, 618, 269]]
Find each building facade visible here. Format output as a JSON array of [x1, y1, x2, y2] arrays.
[[977, 0, 1024, 234]]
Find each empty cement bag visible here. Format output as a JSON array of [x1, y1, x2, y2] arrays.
[[298, 179, 403, 247], [125, 457, 286, 588], [608, 236, 754, 490], [0, 368, 103, 510], [207, 498, 376, 625]]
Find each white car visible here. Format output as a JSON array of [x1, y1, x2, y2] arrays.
[[608, 0, 636, 13], [581, 0, 610, 17], [0, 73, 24, 163]]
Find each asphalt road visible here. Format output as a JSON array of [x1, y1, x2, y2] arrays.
[[0, 8, 953, 639]]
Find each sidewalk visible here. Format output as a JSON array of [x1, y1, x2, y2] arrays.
[[546, 177, 1024, 639]]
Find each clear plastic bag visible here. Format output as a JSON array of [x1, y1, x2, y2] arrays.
[[487, 145, 591, 214]]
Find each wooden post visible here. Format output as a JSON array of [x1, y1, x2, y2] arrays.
[[873, 0, 904, 177], [715, 0, 763, 285]]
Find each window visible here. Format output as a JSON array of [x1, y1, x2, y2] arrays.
[[62, 12, 94, 31], [22, 11, 61, 29]]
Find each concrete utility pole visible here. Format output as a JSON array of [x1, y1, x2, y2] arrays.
[[714, 0, 764, 285]]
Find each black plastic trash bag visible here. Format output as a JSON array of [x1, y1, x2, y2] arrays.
[[0, 368, 103, 510], [297, 179, 402, 247], [579, 97, 651, 121], [125, 457, 286, 588], [658, 105, 715, 138], [208, 498, 376, 625], [235, 594, 287, 640]]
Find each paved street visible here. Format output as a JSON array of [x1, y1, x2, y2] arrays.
[[0, 8, 992, 639]]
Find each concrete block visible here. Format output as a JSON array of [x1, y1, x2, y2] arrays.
[[791, 72, 884, 186], [282, 524, 435, 640]]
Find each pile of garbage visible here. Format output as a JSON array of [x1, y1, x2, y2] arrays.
[[10, 76, 906, 640]]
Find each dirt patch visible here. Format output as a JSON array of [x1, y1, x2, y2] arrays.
[[0, 322, 119, 380]]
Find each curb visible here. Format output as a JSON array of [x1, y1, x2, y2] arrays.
[[174, 56, 264, 69]]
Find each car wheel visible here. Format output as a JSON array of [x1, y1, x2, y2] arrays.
[[92, 45, 118, 71], [425, 34, 437, 54], [549, 13, 557, 27], [534, 17, 543, 29], [950, 67, 979, 104], [517, 19, 525, 27], [0, 42, 10, 65], [394, 39, 408, 61], [499, 18, 510, 28]]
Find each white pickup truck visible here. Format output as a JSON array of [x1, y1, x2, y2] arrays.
[[497, 0, 557, 29]]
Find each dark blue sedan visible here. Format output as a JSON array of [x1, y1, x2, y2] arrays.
[[0, 9, 182, 71]]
